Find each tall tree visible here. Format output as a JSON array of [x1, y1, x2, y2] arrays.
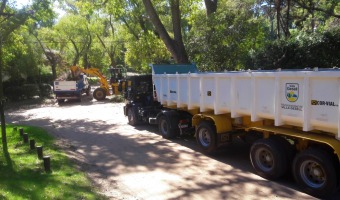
[[0, 1, 33, 152], [55, 14, 93, 66], [0, 0, 53, 152], [142, 0, 189, 63]]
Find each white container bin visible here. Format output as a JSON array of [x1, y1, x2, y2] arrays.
[[153, 69, 340, 140]]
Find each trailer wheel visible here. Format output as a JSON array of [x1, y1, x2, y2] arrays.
[[292, 148, 337, 198], [250, 138, 287, 180], [271, 135, 295, 172], [93, 88, 106, 101], [158, 115, 176, 139], [196, 121, 217, 154], [127, 108, 139, 126]]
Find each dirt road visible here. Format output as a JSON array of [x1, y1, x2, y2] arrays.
[[5, 97, 333, 200]]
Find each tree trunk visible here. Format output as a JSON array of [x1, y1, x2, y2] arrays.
[[275, 0, 281, 38], [0, 35, 8, 152], [204, 0, 218, 16], [71, 39, 80, 66], [33, 34, 58, 79], [170, 0, 188, 63], [142, 0, 189, 63], [286, 0, 291, 37]]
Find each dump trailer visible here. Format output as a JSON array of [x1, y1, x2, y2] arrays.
[[124, 64, 340, 198]]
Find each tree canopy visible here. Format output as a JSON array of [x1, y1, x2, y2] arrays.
[[1, 0, 339, 77]]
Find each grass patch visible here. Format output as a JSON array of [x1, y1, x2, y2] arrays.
[[0, 125, 106, 200]]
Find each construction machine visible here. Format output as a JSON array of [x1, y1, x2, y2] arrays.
[[70, 66, 125, 101]]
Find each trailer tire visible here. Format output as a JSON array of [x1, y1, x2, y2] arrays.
[[158, 115, 176, 139], [271, 135, 295, 173], [250, 138, 287, 180], [292, 148, 338, 198], [127, 108, 139, 126], [196, 121, 217, 154], [93, 88, 106, 101]]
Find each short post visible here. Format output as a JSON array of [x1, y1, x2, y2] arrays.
[[29, 139, 35, 150], [19, 128, 24, 136], [43, 156, 51, 172], [36, 146, 43, 159], [23, 133, 29, 143]]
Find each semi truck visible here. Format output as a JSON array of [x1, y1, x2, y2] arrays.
[[123, 64, 340, 198]]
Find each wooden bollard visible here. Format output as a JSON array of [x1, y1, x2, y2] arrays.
[[43, 156, 51, 172], [23, 133, 29, 143], [36, 146, 43, 159], [19, 128, 24, 136], [29, 139, 35, 150]]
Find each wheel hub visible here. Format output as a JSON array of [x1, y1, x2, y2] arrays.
[[300, 160, 326, 188], [313, 168, 322, 177], [256, 148, 274, 172], [265, 155, 272, 162], [199, 128, 210, 147]]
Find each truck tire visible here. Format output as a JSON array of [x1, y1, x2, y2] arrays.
[[196, 121, 217, 154], [86, 86, 91, 96], [93, 88, 106, 101], [158, 115, 176, 139], [57, 99, 65, 105], [76, 94, 81, 102], [292, 148, 338, 198], [127, 108, 139, 126], [250, 138, 287, 180]]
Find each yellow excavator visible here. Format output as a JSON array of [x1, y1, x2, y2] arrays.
[[70, 66, 125, 101]]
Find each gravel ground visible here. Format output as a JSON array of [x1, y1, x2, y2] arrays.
[[4, 96, 332, 200]]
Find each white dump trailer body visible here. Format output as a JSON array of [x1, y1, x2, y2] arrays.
[[153, 69, 340, 141], [54, 81, 77, 92]]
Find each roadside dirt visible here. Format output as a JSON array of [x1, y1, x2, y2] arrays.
[[5, 96, 337, 200]]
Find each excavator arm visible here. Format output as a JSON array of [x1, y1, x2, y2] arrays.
[[70, 66, 111, 97], [70, 66, 110, 95]]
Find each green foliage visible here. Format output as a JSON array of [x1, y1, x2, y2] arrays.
[[125, 31, 171, 72], [251, 27, 340, 69], [187, 0, 268, 71], [3, 82, 52, 101], [0, 125, 105, 200], [2, 0, 340, 77]]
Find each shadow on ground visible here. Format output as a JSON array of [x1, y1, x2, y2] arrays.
[[5, 101, 339, 200]]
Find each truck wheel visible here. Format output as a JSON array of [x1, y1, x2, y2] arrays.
[[196, 121, 217, 154], [86, 86, 91, 96], [57, 99, 65, 105], [76, 94, 81, 102], [250, 138, 287, 180], [158, 115, 176, 139], [127, 108, 139, 126], [292, 148, 338, 198], [93, 88, 106, 101]]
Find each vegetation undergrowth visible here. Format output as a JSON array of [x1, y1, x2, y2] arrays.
[[0, 125, 106, 200]]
